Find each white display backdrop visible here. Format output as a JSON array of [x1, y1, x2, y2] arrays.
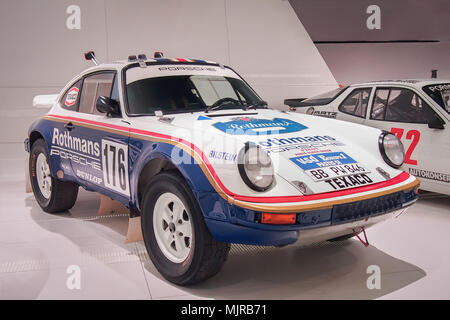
[[0, 0, 337, 180]]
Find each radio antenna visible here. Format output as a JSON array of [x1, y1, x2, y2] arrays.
[[84, 51, 99, 65]]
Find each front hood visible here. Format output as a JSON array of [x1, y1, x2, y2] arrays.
[[135, 109, 401, 197]]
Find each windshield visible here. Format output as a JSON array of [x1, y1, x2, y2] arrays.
[[126, 75, 263, 115], [298, 87, 347, 106], [422, 83, 450, 114]]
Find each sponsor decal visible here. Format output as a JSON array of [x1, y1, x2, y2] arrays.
[[50, 128, 102, 171], [50, 147, 102, 171], [213, 117, 307, 135], [65, 87, 79, 107], [197, 115, 211, 121], [76, 169, 103, 185], [313, 111, 337, 118], [290, 152, 369, 182], [52, 128, 100, 158], [427, 84, 450, 93], [293, 147, 333, 157], [265, 141, 345, 154], [258, 135, 337, 148], [324, 174, 374, 190], [290, 152, 356, 170], [259, 138, 344, 154], [208, 150, 237, 162], [409, 168, 450, 183], [306, 107, 337, 118]]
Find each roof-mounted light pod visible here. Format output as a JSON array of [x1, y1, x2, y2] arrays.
[[137, 54, 147, 68]]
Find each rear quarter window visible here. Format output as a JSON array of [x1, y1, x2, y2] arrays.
[[61, 79, 83, 111]]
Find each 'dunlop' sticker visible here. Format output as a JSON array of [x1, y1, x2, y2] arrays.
[[65, 87, 79, 107]]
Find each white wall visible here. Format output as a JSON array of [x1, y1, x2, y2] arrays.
[[0, 0, 336, 179]]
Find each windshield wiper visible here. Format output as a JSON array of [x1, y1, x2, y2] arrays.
[[245, 100, 268, 110], [205, 98, 241, 113]]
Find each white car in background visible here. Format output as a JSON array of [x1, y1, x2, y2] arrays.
[[285, 80, 450, 195]]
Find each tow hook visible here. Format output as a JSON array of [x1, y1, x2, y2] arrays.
[[353, 226, 369, 247]]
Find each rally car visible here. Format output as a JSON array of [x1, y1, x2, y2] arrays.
[[25, 52, 419, 285], [285, 80, 450, 195]]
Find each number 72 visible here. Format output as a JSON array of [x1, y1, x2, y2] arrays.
[[390, 128, 420, 165]]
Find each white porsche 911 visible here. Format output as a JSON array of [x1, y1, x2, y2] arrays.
[[25, 52, 419, 285], [286, 80, 450, 195]]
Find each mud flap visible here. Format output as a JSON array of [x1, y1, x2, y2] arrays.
[[126, 216, 143, 243], [97, 195, 143, 243], [25, 156, 32, 193]]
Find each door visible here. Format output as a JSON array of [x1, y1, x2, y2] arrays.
[[364, 86, 449, 193], [68, 71, 131, 202]]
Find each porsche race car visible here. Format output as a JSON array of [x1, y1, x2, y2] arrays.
[[285, 80, 449, 195], [25, 53, 419, 285]]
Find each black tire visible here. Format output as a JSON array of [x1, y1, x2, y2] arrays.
[[327, 233, 355, 242], [141, 171, 230, 286], [29, 139, 79, 213]]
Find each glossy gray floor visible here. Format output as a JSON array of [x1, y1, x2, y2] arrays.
[[0, 178, 449, 299]]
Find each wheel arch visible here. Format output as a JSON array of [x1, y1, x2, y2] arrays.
[[136, 156, 183, 210], [130, 142, 217, 214], [29, 130, 44, 148]]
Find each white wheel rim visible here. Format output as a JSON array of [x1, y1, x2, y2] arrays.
[[153, 192, 193, 263], [36, 153, 52, 199]]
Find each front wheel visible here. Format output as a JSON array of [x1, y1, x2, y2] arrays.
[[29, 139, 78, 213], [141, 171, 230, 285]]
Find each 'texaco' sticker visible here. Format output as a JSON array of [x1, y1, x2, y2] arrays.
[[65, 87, 79, 107]]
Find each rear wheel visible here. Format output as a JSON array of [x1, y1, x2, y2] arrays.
[[141, 171, 230, 285], [29, 139, 78, 213]]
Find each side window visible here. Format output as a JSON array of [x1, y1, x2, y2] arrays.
[[338, 88, 371, 118], [61, 79, 83, 111], [79, 72, 116, 115], [371, 87, 437, 123]]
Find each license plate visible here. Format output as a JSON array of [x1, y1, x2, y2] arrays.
[[305, 163, 370, 182]]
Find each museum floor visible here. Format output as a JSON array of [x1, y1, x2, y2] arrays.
[[1, 176, 449, 299]]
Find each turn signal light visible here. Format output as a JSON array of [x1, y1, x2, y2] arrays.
[[261, 213, 297, 225]]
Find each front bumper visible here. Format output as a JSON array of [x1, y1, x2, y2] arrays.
[[203, 186, 418, 246]]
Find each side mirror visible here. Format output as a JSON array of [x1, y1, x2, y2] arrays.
[[96, 96, 120, 117], [428, 115, 445, 129]]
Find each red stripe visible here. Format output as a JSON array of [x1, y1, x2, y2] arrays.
[[46, 114, 412, 203], [234, 171, 411, 203], [177, 58, 188, 62]]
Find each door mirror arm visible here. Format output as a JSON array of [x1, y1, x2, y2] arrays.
[[428, 115, 445, 129], [96, 96, 121, 117]]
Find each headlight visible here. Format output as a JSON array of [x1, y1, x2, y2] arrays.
[[238, 144, 274, 191], [378, 132, 405, 168]]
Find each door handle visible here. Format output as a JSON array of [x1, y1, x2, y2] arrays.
[[64, 122, 75, 131]]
